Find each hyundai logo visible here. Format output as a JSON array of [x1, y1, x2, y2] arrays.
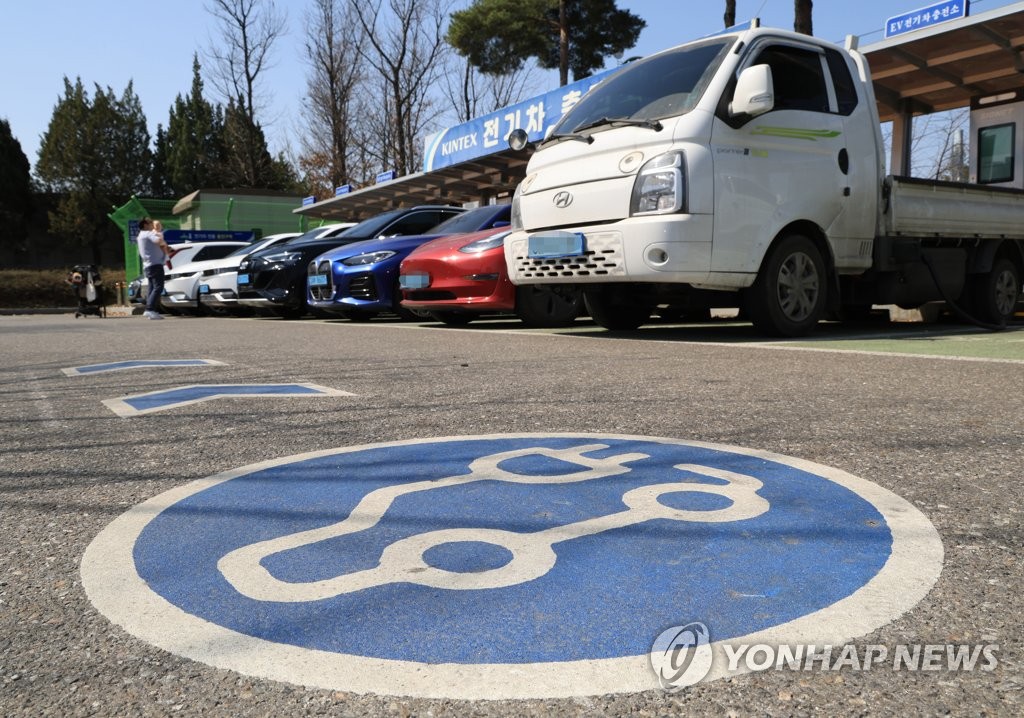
[[553, 191, 574, 208]]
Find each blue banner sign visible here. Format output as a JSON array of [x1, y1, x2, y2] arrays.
[[335, 184, 352, 196], [302, 196, 316, 206], [162, 229, 255, 245], [885, 0, 969, 38], [128, 219, 140, 244], [423, 67, 618, 172], [376, 170, 396, 184]]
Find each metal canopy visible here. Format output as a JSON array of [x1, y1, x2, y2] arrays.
[[295, 150, 530, 221], [864, 1, 1024, 122]]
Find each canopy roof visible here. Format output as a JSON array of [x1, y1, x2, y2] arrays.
[[864, 1, 1024, 122]]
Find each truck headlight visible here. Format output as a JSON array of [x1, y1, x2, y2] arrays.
[[510, 184, 524, 231], [630, 151, 686, 215]]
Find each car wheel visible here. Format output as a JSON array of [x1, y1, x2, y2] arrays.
[[430, 311, 474, 326], [392, 280, 420, 321], [515, 286, 581, 327], [745, 234, 826, 337], [583, 287, 654, 330], [341, 309, 375, 322]]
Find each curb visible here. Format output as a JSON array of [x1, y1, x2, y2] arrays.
[[0, 306, 139, 317]]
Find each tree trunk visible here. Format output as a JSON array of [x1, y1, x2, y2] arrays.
[[724, 0, 736, 28], [559, 0, 569, 86], [794, 0, 813, 35]]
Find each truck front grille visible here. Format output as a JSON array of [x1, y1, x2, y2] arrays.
[[512, 232, 625, 279]]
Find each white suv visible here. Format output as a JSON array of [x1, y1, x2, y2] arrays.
[[128, 240, 252, 307], [161, 233, 301, 315]]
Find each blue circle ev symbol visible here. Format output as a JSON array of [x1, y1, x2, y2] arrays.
[[84, 434, 942, 698]]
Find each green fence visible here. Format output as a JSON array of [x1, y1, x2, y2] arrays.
[[108, 196, 317, 282]]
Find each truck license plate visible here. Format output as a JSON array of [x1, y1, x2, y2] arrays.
[[527, 231, 585, 258]]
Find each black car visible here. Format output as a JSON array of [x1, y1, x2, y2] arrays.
[[236, 206, 465, 317]]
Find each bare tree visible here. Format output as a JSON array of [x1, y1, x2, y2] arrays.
[[879, 109, 970, 180], [300, 0, 364, 195], [205, 0, 286, 125], [205, 0, 289, 187], [913, 109, 970, 181], [350, 0, 451, 177], [442, 54, 544, 124]]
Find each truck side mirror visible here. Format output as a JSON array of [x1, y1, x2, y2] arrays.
[[730, 64, 774, 117]]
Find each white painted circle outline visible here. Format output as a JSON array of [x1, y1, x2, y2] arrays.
[[81, 433, 943, 700]]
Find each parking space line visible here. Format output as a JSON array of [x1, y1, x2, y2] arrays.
[[62, 359, 227, 376], [102, 383, 355, 416]]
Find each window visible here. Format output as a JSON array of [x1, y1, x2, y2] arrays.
[[753, 45, 829, 113], [552, 39, 732, 135], [978, 123, 1015, 184], [192, 244, 243, 262], [825, 49, 858, 115], [383, 211, 450, 236]]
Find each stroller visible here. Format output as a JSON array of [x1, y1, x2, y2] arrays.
[[67, 265, 106, 318]]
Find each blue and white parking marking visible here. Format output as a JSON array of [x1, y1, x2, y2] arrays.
[[81, 434, 942, 699], [62, 359, 226, 376], [102, 383, 354, 416]]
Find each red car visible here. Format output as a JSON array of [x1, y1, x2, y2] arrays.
[[399, 227, 581, 327]]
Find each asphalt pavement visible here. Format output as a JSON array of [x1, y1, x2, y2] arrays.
[[1, 312, 1021, 717]]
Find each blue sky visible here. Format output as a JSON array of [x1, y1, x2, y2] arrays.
[[0, 0, 1013, 171]]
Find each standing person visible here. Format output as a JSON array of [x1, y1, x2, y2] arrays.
[[137, 217, 172, 320]]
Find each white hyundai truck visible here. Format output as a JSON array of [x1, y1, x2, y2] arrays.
[[504, 23, 1024, 335]]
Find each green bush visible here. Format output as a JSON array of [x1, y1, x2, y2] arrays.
[[0, 268, 127, 308]]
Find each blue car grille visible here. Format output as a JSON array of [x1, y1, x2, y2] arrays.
[[348, 273, 377, 300]]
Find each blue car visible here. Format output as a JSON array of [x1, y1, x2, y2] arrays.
[[307, 204, 512, 320]]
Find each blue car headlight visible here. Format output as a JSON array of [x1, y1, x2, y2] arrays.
[[341, 250, 397, 266]]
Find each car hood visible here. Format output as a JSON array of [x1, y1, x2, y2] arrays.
[[315, 234, 449, 262], [248, 237, 365, 262], [168, 255, 244, 275], [405, 227, 508, 259]]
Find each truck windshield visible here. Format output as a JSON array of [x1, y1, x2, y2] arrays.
[[551, 39, 733, 138]]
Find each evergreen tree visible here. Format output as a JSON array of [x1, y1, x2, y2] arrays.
[[164, 56, 227, 195], [0, 119, 32, 256], [221, 96, 284, 189], [151, 124, 173, 198], [36, 77, 151, 264], [448, 0, 645, 86]]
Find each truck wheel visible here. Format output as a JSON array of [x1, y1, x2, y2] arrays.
[[583, 288, 653, 330], [515, 286, 581, 327], [971, 258, 1020, 325], [746, 234, 826, 337]]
